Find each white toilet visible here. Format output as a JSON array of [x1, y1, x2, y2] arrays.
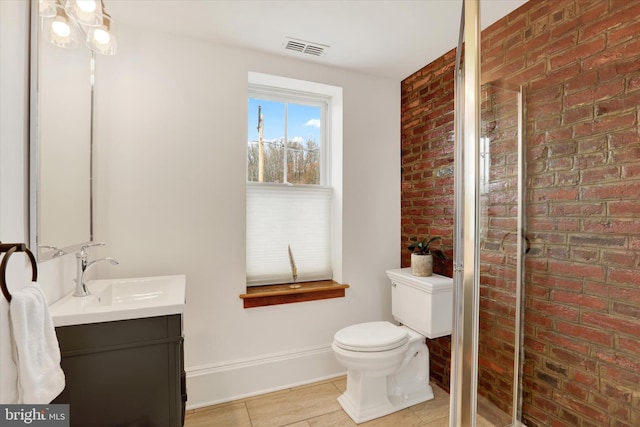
[[332, 268, 453, 424]]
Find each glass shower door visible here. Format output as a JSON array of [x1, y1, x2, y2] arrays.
[[476, 83, 525, 426]]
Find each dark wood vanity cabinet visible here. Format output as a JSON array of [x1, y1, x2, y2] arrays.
[[53, 315, 186, 427]]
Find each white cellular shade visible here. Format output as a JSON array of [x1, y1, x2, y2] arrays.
[[246, 183, 332, 286]]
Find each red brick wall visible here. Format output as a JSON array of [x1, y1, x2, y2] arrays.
[[401, 1, 640, 425]]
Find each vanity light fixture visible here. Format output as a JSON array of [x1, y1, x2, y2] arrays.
[[84, 11, 116, 55], [41, 3, 79, 49], [64, 0, 103, 26], [39, 0, 117, 55], [38, 0, 58, 18]]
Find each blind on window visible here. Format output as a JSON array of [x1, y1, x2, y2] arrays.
[[246, 183, 332, 286]]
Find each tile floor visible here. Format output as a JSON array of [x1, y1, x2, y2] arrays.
[[185, 376, 504, 427]]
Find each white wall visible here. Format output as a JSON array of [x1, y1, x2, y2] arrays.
[[0, 0, 30, 403], [92, 25, 401, 407], [0, 15, 400, 405]]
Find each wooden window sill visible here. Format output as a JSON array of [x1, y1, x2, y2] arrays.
[[240, 280, 349, 308]]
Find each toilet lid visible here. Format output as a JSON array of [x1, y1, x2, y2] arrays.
[[334, 321, 408, 352]]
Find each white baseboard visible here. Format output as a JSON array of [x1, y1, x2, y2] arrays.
[[185, 344, 345, 409]]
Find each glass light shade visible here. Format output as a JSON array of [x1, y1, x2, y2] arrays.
[[64, 0, 103, 26], [42, 6, 79, 49], [85, 13, 116, 55], [39, 0, 58, 18]]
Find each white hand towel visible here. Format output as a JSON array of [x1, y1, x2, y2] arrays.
[[9, 282, 65, 403]]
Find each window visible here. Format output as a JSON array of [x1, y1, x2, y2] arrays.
[[247, 96, 325, 185], [246, 81, 333, 287]]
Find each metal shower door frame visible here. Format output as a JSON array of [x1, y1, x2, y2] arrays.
[[451, 1, 525, 426]]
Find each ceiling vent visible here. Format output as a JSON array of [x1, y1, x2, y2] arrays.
[[284, 37, 329, 57]]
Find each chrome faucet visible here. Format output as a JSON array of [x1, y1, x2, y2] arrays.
[[73, 243, 119, 297]]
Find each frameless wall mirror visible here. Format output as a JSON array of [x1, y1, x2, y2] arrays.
[[30, 0, 94, 261]]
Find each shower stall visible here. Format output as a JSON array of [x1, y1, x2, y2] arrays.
[[401, 0, 640, 425]]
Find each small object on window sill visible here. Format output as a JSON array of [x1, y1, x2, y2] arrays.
[[240, 280, 349, 308], [288, 244, 298, 283]]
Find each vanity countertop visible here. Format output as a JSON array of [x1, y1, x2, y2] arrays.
[[49, 275, 186, 327]]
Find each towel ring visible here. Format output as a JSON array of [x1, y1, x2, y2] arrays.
[[0, 244, 38, 303]]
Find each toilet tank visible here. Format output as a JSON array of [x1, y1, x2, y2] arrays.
[[386, 268, 453, 339]]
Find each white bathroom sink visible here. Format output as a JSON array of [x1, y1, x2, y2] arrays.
[[49, 275, 186, 327]]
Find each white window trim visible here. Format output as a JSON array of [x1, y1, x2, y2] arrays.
[[246, 72, 343, 285]]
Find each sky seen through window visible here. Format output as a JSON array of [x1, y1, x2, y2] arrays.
[[248, 98, 321, 144]]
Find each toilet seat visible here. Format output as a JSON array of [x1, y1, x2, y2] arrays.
[[334, 321, 408, 352]]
